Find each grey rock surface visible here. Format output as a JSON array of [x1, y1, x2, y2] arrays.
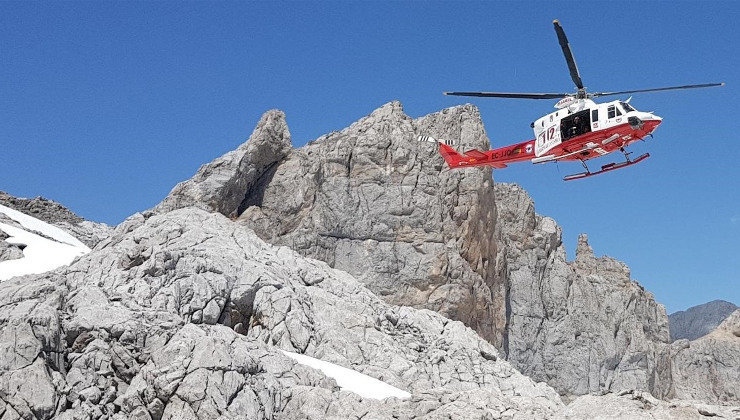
[[0, 229, 24, 262], [671, 309, 740, 404], [669, 300, 738, 341], [159, 101, 508, 349], [556, 390, 740, 419], [0, 207, 563, 419], [0, 191, 112, 248], [494, 183, 674, 398]]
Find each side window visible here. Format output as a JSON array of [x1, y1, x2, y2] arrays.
[[591, 109, 598, 122], [615, 107, 622, 116], [607, 105, 616, 119]]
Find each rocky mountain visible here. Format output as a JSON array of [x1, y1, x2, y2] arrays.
[[669, 300, 738, 341], [158, 102, 508, 350], [158, 101, 680, 400], [0, 102, 738, 419]]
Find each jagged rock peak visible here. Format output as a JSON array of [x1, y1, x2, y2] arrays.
[[671, 308, 740, 403], [232, 100, 503, 346], [155, 100, 504, 345], [369, 99, 406, 117], [242, 108, 291, 151], [714, 308, 740, 339], [575, 233, 594, 260], [155, 108, 292, 217], [572, 232, 632, 280]]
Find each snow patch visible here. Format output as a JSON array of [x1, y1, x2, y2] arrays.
[[0, 204, 89, 249], [0, 204, 89, 281], [281, 350, 411, 400]]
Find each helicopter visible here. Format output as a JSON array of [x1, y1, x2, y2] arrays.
[[420, 20, 724, 181]]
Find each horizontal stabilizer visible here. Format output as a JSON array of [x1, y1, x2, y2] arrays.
[[464, 149, 488, 159]]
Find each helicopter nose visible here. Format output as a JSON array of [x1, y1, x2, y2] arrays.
[[641, 113, 662, 133], [638, 111, 661, 121]]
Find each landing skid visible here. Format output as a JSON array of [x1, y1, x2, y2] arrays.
[[563, 153, 650, 181]]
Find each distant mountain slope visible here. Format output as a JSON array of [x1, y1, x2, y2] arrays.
[[0, 203, 90, 280], [669, 300, 738, 341], [0, 191, 111, 248], [0, 191, 113, 281]]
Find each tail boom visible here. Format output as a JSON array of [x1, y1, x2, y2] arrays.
[[438, 140, 535, 169]]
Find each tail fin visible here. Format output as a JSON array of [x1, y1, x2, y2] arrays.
[[417, 135, 465, 167], [438, 142, 466, 167]]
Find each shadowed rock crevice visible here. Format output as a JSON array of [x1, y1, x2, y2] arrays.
[[235, 160, 281, 217]]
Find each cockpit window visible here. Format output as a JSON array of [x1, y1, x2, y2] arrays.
[[620, 102, 635, 112]]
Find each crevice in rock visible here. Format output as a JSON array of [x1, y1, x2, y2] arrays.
[[502, 261, 511, 359], [235, 160, 282, 217]]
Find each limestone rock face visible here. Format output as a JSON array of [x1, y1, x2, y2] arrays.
[[0, 207, 563, 419], [0, 191, 112, 248], [669, 300, 738, 341], [159, 101, 507, 348], [155, 109, 293, 218], [671, 309, 740, 404], [495, 183, 673, 398]]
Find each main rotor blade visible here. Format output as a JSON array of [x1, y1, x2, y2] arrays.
[[444, 91, 570, 99], [591, 83, 725, 98], [553, 20, 584, 90]]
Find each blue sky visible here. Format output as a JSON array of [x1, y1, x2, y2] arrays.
[[1, 1, 737, 313]]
